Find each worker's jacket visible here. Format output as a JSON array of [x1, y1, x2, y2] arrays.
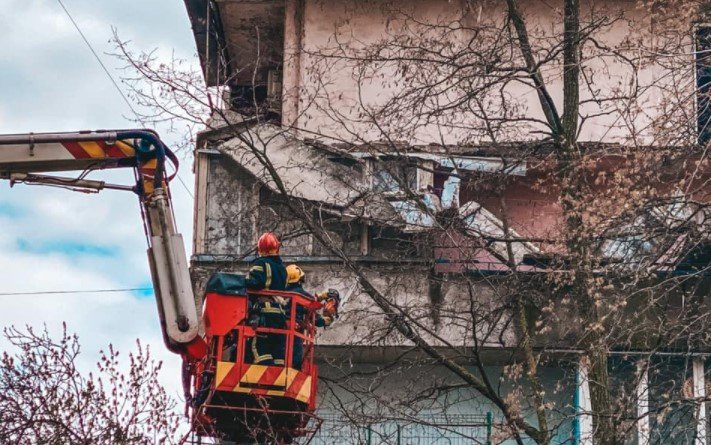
[[252, 299, 287, 328], [285, 283, 327, 328], [246, 255, 287, 291]]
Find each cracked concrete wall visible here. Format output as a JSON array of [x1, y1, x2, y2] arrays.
[[203, 155, 259, 256], [191, 261, 520, 348]]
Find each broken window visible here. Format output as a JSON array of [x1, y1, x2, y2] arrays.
[[599, 195, 699, 267], [601, 235, 654, 262], [372, 161, 417, 193], [231, 85, 268, 111], [229, 75, 282, 120], [432, 169, 462, 209], [369, 226, 420, 259]]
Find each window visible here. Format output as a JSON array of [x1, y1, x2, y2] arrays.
[[372, 161, 418, 193], [601, 235, 653, 262], [648, 356, 696, 444], [695, 25, 711, 146]]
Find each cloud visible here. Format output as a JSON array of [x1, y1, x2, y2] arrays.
[[0, 0, 198, 133], [0, 239, 183, 393], [0, 0, 200, 398]]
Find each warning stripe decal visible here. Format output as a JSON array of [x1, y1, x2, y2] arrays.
[[115, 141, 135, 156], [78, 141, 106, 158], [296, 376, 312, 403], [214, 363, 313, 404], [241, 364, 268, 385], [62, 141, 92, 159], [216, 362, 243, 390], [60, 140, 136, 160], [103, 143, 128, 159], [256, 366, 285, 387], [285, 370, 309, 399]]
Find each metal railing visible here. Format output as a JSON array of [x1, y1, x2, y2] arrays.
[[307, 413, 493, 445]]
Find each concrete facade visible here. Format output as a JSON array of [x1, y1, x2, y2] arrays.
[[183, 0, 710, 443]]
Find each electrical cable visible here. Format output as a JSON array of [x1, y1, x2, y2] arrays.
[[55, 0, 140, 119], [176, 174, 194, 199], [3, 3, 195, 304], [56, 1, 196, 202], [56, 0, 195, 209], [0, 288, 153, 296]]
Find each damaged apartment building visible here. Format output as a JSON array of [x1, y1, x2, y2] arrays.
[[183, 1, 711, 443]]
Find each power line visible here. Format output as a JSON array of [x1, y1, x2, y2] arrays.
[[0, 288, 153, 296], [56, 0, 195, 203], [176, 174, 194, 199], [55, 0, 140, 118]]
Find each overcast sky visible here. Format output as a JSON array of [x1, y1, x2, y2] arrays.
[[0, 0, 200, 394]]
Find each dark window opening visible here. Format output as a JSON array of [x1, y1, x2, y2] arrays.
[[649, 356, 695, 445], [231, 84, 268, 109], [229, 84, 281, 122], [370, 226, 421, 258], [328, 156, 365, 179], [696, 26, 711, 146], [432, 170, 451, 198]]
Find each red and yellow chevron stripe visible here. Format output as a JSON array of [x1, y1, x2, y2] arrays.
[[60, 140, 159, 194], [215, 362, 313, 404], [61, 140, 135, 159]]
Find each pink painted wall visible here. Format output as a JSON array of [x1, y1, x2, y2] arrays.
[[282, 0, 692, 147]]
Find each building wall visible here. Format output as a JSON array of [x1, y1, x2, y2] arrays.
[[202, 154, 259, 256], [282, 0, 690, 146], [187, 1, 711, 441], [191, 257, 519, 349], [314, 363, 576, 444], [191, 150, 708, 351]]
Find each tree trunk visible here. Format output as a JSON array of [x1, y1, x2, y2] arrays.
[[560, 0, 616, 443]]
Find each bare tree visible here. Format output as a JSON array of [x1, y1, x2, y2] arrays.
[[0, 324, 182, 444]]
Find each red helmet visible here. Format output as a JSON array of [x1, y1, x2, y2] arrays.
[[257, 232, 281, 255]]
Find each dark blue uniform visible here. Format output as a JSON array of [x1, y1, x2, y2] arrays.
[[246, 255, 287, 290], [246, 255, 288, 365], [285, 283, 326, 327], [285, 283, 327, 369]]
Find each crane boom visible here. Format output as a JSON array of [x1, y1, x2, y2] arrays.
[[0, 130, 327, 441], [0, 129, 199, 352]]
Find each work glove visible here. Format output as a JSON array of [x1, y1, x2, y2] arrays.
[[322, 289, 340, 319], [326, 288, 340, 302]]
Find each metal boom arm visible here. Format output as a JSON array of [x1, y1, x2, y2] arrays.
[[0, 129, 199, 352]]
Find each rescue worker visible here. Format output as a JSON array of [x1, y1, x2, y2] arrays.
[[246, 232, 288, 365], [246, 232, 287, 291], [285, 264, 340, 369]]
